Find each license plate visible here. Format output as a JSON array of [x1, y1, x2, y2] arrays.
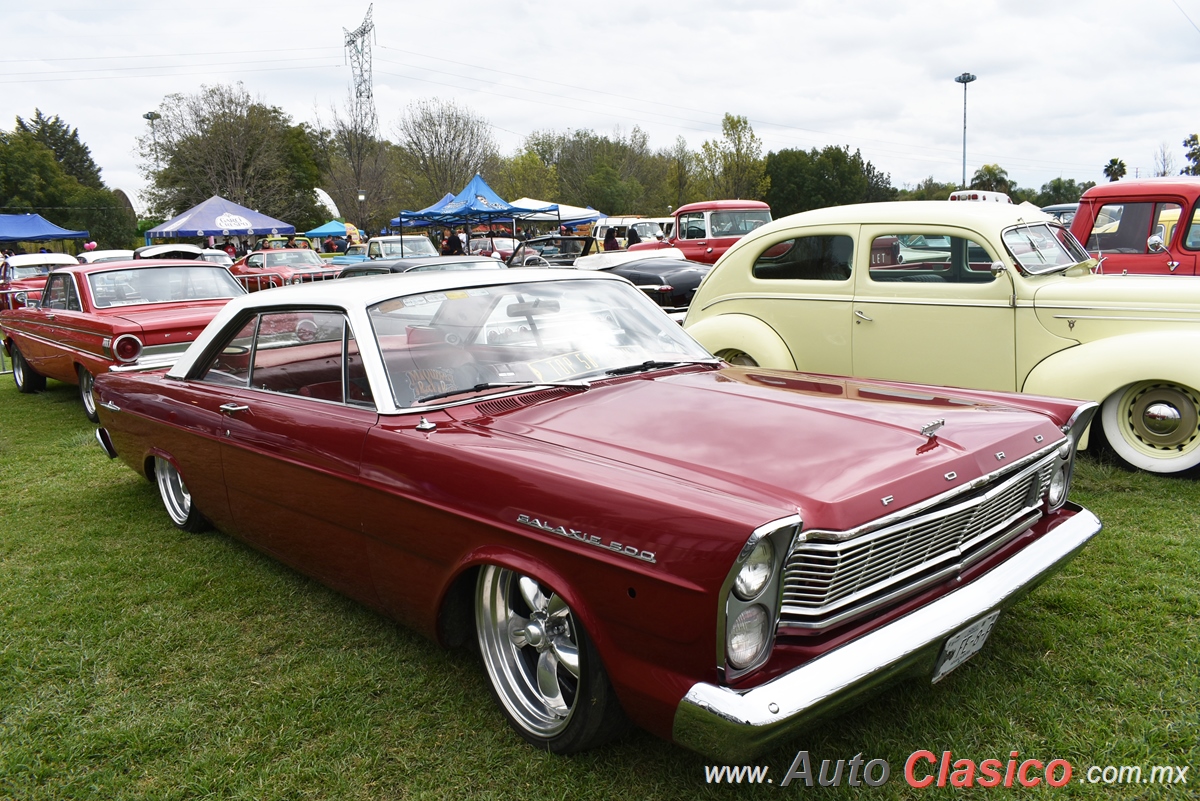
[[932, 611, 1001, 683]]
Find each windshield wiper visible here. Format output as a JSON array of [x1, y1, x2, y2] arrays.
[[604, 359, 719, 376], [417, 380, 590, 404]]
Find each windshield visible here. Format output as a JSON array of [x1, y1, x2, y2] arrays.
[[710, 211, 771, 237], [1001, 223, 1090, 274], [380, 238, 439, 257], [264, 251, 326, 269], [367, 278, 712, 408], [88, 266, 244, 308], [10, 264, 53, 280], [470, 237, 517, 253], [200, 252, 233, 267]]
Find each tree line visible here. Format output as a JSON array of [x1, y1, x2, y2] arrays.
[[11, 81, 1200, 248]]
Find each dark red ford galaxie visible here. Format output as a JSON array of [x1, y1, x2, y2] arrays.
[[1, 260, 245, 421], [91, 270, 1101, 760]]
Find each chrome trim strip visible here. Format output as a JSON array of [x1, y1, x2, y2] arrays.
[[1051, 314, 1200, 323], [672, 503, 1101, 763]]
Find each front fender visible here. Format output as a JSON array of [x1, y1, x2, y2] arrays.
[[684, 313, 797, 370], [1022, 332, 1200, 447]]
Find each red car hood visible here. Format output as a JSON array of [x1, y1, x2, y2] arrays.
[[105, 300, 230, 346], [477, 367, 1064, 532]]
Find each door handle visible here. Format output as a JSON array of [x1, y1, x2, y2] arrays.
[[855, 310, 874, 322], [1168, 260, 1180, 272], [219, 403, 250, 415]]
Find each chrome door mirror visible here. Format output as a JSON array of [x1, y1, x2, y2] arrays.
[[989, 261, 1008, 275], [1148, 234, 1168, 253]]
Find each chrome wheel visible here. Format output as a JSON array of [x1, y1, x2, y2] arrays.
[[1101, 381, 1200, 473], [78, 366, 99, 422], [715, 348, 759, 367], [154, 456, 208, 532], [475, 565, 626, 752], [12, 346, 45, 393]]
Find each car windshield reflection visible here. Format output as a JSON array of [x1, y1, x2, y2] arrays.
[[88, 266, 244, 308], [367, 279, 713, 407], [1002, 223, 1090, 274]]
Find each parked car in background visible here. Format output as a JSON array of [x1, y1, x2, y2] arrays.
[[78, 249, 135, 264], [0, 253, 78, 310], [1069, 178, 1200, 275], [573, 250, 711, 315], [1, 260, 244, 420], [506, 235, 598, 267], [948, 190, 1013, 203], [198, 249, 234, 267], [229, 248, 341, 291], [469, 235, 518, 260], [628, 200, 772, 264], [591, 217, 662, 248], [1041, 203, 1079, 226], [92, 269, 1100, 761], [366, 235, 441, 260], [338, 255, 504, 279], [134, 244, 204, 260], [686, 200, 1200, 474], [331, 243, 368, 266]]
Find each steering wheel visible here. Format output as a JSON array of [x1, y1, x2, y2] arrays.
[[521, 255, 551, 268]]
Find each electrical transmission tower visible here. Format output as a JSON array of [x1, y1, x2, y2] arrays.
[[344, 4, 377, 135]]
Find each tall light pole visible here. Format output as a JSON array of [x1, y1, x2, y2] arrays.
[[143, 111, 162, 171], [954, 73, 976, 188]]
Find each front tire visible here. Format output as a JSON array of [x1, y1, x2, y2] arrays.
[[1101, 381, 1200, 474], [475, 565, 627, 753], [11, 345, 46, 393], [154, 456, 209, 532], [78, 366, 99, 422]]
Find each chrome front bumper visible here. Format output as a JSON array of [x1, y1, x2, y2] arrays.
[[672, 503, 1101, 762]]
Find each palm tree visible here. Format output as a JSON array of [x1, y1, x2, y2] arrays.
[[1103, 158, 1127, 182], [969, 164, 1011, 193]]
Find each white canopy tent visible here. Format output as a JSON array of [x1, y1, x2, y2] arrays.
[[508, 198, 605, 223]]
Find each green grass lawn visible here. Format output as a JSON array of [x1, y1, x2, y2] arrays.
[[1, 376, 1196, 799]]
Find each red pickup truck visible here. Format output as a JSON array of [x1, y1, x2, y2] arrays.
[[1069, 178, 1200, 275], [628, 199, 771, 264]]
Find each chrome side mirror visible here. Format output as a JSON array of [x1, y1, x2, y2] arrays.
[[1148, 234, 1168, 254], [989, 261, 1008, 275]]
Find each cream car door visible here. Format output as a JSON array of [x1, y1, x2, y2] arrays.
[[851, 226, 1017, 392]]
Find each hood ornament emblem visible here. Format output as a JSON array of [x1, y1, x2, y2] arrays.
[[920, 419, 946, 439]]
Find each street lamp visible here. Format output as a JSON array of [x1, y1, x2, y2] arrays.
[[356, 189, 366, 233], [143, 111, 162, 171], [954, 73, 976, 188]]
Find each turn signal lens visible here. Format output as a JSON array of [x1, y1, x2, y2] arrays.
[[113, 334, 143, 363], [727, 605, 769, 669], [734, 538, 775, 600]]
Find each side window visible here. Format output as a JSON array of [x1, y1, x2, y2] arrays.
[[1152, 202, 1183, 245], [753, 235, 853, 281], [198, 318, 257, 387], [42, 275, 69, 309], [247, 254, 263, 269], [868, 234, 996, 284], [1186, 205, 1200, 250], [679, 212, 706, 240], [64, 276, 82, 311], [368, 242, 381, 258], [1087, 202, 1153, 253]]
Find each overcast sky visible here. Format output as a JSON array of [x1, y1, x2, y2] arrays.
[[5, 0, 1200, 214]]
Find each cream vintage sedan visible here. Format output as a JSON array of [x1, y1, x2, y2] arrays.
[[685, 201, 1200, 474]]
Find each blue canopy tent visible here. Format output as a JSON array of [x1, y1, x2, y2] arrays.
[[305, 220, 349, 238], [146, 196, 294, 244], [0, 213, 88, 242], [388, 193, 454, 228]]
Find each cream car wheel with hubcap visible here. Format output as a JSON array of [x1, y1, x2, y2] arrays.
[[475, 565, 626, 753], [1101, 381, 1200, 473], [715, 348, 759, 367]]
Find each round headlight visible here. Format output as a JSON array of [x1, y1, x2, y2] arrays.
[[727, 605, 769, 669], [1048, 464, 1068, 508], [734, 538, 775, 601]]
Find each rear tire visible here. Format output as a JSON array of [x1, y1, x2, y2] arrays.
[[154, 456, 210, 532], [78, 366, 99, 422], [11, 345, 46, 393]]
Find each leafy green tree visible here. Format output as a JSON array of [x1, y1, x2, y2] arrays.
[[970, 164, 1012, 193], [764, 145, 894, 216], [1036, 177, 1095, 205], [1103, 158, 1127, 181], [15, 109, 104, 189], [139, 83, 325, 229], [1181, 136, 1200, 176], [584, 164, 642, 215], [493, 149, 558, 202], [896, 176, 958, 200], [697, 114, 769, 200]]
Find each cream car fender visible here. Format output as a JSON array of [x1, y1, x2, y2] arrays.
[[684, 313, 797, 369]]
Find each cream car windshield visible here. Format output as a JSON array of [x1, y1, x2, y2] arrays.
[[367, 279, 714, 408], [1002, 223, 1090, 274]]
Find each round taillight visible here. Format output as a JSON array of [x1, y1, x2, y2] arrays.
[[113, 334, 143, 363]]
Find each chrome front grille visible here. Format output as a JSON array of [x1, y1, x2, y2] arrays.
[[780, 451, 1057, 630]]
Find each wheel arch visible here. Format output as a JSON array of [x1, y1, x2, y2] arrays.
[[1022, 333, 1200, 449], [684, 313, 797, 370]]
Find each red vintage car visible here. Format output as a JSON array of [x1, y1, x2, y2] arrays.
[[1, 260, 245, 421], [228, 248, 341, 291], [0, 253, 79, 310], [628, 199, 772, 263], [91, 270, 1101, 761], [1069, 177, 1200, 275]]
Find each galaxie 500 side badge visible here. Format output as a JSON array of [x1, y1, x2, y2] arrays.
[[516, 514, 656, 564]]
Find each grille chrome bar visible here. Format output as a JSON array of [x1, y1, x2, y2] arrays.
[[780, 449, 1057, 630]]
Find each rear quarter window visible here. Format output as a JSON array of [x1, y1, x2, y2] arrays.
[[752, 235, 853, 281]]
